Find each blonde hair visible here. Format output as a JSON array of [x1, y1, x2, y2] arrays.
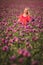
[[24, 7, 31, 16]]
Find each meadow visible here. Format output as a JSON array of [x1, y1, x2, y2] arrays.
[[0, 0, 43, 65]]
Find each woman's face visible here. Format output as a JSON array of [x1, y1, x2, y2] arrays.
[[24, 8, 29, 14]]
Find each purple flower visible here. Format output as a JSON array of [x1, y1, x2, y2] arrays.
[[26, 42, 32, 49], [32, 29, 39, 33], [40, 29, 43, 33], [27, 45, 32, 49], [8, 33, 12, 37], [32, 60, 38, 65], [21, 38, 25, 41], [10, 55, 16, 61], [13, 29, 17, 33], [13, 36, 18, 42], [16, 28, 20, 31], [18, 49, 24, 55], [32, 36, 39, 41], [2, 46, 9, 52], [11, 64, 17, 65], [2, 38, 5, 43], [9, 39, 13, 43], [26, 42, 30, 46], [26, 25, 33, 29], [18, 49, 31, 57], [18, 58, 24, 63], [23, 50, 31, 57], [36, 24, 40, 28], [4, 39, 8, 44], [19, 31, 24, 36], [7, 27, 13, 31]]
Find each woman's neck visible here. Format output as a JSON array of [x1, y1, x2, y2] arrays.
[[23, 13, 28, 17]]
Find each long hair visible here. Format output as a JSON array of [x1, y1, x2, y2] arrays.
[[24, 7, 31, 16]]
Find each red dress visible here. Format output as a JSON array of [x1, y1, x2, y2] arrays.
[[19, 14, 31, 25]]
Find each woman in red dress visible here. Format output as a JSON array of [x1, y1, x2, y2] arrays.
[[18, 8, 32, 25]]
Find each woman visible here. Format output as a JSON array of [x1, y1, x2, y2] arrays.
[[18, 8, 33, 25]]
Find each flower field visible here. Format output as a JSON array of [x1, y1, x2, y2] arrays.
[[0, 0, 43, 65]]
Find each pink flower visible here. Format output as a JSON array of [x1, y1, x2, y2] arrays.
[[32, 60, 38, 65], [2, 46, 9, 52], [18, 49, 31, 57], [40, 29, 43, 33], [32, 36, 39, 41], [18, 49, 24, 55], [8, 34, 12, 37], [26, 42, 30, 46], [19, 31, 24, 36], [13, 30, 17, 33], [17, 28, 20, 31], [11, 64, 17, 65], [21, 38, 25, 41], [13, 36, 18, 42], [9, 39, 13, 43], [8, 27, 13, 31], [27, 45, 32, 49], [2, 38, 5, 43], [32, 29, 39, 33], [18, 58, 24, 63], [23, 50, 31, 57], [10, 55, 16, 61]]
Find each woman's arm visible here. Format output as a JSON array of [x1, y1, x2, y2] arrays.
[[18, 19, 20, 22]]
